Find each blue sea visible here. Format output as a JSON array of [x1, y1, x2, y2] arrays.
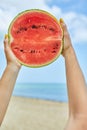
[[13, 83, 68, 102]]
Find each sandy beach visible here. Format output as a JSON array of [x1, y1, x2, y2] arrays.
[[1, 96, 68, 130]]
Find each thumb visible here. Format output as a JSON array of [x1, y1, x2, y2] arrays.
[[4, 34, 9, 50], [59, 18, 67, 31], [59, 18, 69, 34]]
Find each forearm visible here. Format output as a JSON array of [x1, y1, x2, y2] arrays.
[[0, 64, 21, 125], [64, 46, 87, 117]]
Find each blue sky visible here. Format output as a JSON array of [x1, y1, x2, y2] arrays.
[[0, 0, 87, 83]]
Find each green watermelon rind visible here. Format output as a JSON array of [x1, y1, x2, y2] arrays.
[[8, 9, 63, 68]]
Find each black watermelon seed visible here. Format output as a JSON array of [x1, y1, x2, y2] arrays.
[[53, 48, 56, 49], [51, 50, 56, 53], [44, 49, 46, 51], [49, 28, 55, 32], [30, 50, 35, 53], [16, 30, 20, 34], [17, 27, 27, 33], [20, 49, 24, 52], [32, 25, 38, 29], [14, 47, 19, 50], [41, 25, 47, 29]]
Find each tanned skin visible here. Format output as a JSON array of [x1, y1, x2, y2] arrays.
[[60, 19, 87, 130], [0, 36, 21, 125]]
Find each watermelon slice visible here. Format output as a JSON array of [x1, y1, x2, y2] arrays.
[[8, 9, 63, 67]]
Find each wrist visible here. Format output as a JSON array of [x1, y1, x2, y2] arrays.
[[7, 62, 21, 72], [62, 45, 74, 58]]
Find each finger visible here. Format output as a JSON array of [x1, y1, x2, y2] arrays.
[[59, 18, 66, 28], [59, 18, 69, 36], [59, 18, 67, 31], [4, 34, 8, 49], [5, 34, 8, 39]]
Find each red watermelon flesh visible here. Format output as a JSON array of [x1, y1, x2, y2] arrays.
[[8, 9, 63, 67]]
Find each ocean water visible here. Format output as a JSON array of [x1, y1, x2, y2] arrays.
[[13, 83, 68, 102]]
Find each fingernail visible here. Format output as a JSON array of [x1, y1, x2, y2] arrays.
[[5, 34, 8, 39], [60, 18, 64, 23]]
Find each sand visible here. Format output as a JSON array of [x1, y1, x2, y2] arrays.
[[1, 96, 68, 130]]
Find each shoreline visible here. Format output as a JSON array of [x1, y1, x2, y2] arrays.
[[1, 96, 68, 130], [13, 94, 68, 103]]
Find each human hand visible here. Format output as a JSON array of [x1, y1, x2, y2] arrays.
[[59, 19, 73, 57], [4, 35, 21, 69]]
